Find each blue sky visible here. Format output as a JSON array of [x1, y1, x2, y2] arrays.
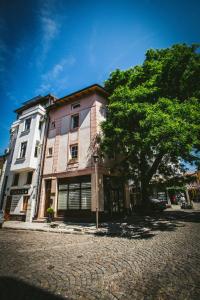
[[0, 0, 199, 155]]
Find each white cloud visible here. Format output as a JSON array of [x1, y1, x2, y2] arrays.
[[37, 0, 61, 66], [36, 55, 76, 95], [42, 56, 76, 80], [35, 83, 51, 95]]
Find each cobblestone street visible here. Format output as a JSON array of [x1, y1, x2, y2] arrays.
[[0, 209, 200, 300]]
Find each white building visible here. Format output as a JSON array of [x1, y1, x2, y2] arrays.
[[1, 95, 56, 222]]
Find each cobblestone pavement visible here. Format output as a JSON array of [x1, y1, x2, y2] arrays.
[[0, 209, 200, 300]]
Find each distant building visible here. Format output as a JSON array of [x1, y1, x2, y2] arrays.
[[0, 154, 8, 209], [0, 155, 6, 182], [1, 95, 56, 221], [186, 171, 200, 202]]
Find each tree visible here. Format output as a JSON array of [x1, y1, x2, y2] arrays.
[[101, 44, 200, 205]]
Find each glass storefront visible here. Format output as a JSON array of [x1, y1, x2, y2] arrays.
[[58, 176, 91, 211]]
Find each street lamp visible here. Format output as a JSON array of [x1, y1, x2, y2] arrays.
[[93, 154, 99, 229]]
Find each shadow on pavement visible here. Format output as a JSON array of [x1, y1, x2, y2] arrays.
[[95, 210, 200, 240], [0, 276, 66, 300]]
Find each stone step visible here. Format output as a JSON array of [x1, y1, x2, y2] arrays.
[[33, 218, 47, 223]]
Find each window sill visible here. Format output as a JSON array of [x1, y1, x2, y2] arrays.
[[20, 130, 30, 136], [46, 155, 53, 158], [70, 128, 79, 132], [16, 157, 25, 162], [67, 159, 78, 165]]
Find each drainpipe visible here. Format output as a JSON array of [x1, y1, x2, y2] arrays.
[[34, 112, 50, 219]]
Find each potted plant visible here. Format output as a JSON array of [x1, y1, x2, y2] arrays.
[[47, 207, 54, 223]]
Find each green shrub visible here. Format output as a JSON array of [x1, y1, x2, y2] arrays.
[[47, 207, 54, 214]]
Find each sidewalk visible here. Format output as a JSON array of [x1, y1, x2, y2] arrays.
[[2, 220, 99, 235], [2, 203, 200, 236]]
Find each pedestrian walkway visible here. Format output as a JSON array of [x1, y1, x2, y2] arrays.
[[2, 203, 200, 236], [2, 220, 98, 235]]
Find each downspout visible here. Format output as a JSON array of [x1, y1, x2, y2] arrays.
[[34, 112, 50, 219]]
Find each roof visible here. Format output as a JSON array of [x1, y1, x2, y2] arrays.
[[14, 94, 56, 114], [47, 84, 109, 111]]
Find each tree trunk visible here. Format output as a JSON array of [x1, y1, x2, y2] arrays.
[[140, 153, 164, 205], [140, 179, 150, 205]]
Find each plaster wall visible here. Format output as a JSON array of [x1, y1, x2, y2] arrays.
[[43, 94, 96, 176], [11, 105, 46, 172]]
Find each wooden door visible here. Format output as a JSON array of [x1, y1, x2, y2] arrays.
[[44, 180, 52, 216], [5, 196, 12, 220], [23, 196, 30, 212]]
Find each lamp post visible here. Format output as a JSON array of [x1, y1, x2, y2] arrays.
[[93, 154, 99, 229]]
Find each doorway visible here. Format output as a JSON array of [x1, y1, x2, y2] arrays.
[[104, 176, 125, 216], [4, 196, 12, 220], [44, 179, 52, 216]]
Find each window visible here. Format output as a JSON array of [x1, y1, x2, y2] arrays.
[[71, 103, 80, 110], [58, 177, 91, 210], [22, 196, 29, 211], [50, 121, 55, 129], [26, 172, 33, 185], [34, 141, 40, 157], [12, 173, 19, 186], [70, 145, 78, 160], [24, 118, 31, 131], [71, 114, 79, 130], [48, 147, 53, 156], [19, 142, 27, 158], [39, 121, 42, 130]]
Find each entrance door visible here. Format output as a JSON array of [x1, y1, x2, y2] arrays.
[[44, 180, 52, 216], [5, 196, 12, 220], [104, 176, 125, 216], [23, 196, 30, 212]]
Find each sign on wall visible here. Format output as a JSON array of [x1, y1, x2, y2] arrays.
[[10, 189, 29, 195]]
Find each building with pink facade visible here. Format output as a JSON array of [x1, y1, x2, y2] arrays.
[[37, 84, 130, 221]]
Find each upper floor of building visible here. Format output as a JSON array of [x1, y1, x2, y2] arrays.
[[43, 84, 109, 175], [10, 95, 56, 172]]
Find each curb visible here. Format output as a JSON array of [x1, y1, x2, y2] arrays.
[[1, 225, 98, 235]]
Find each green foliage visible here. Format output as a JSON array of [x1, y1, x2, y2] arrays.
[[102, 44, 200, 202], [47, 207, 54, 214]]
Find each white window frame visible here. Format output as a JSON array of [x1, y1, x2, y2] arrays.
[[70, 144, 78, 160], [24, 118, 31, 131], [19, 141, 27, 159], [71, 114, 79, 130], [48, 147, 53, 157], [71, 103, 80, 110]]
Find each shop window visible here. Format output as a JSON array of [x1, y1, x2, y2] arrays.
[[12, 173, 19, 186], [58, 178, 91, 210], [24, 118, 31, 131], [71, 114, 79, 130], [19, 141, 27, 158], [26, 172, 33, 185]]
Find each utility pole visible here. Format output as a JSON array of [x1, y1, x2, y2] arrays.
[[93, 154, 99, 229]]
